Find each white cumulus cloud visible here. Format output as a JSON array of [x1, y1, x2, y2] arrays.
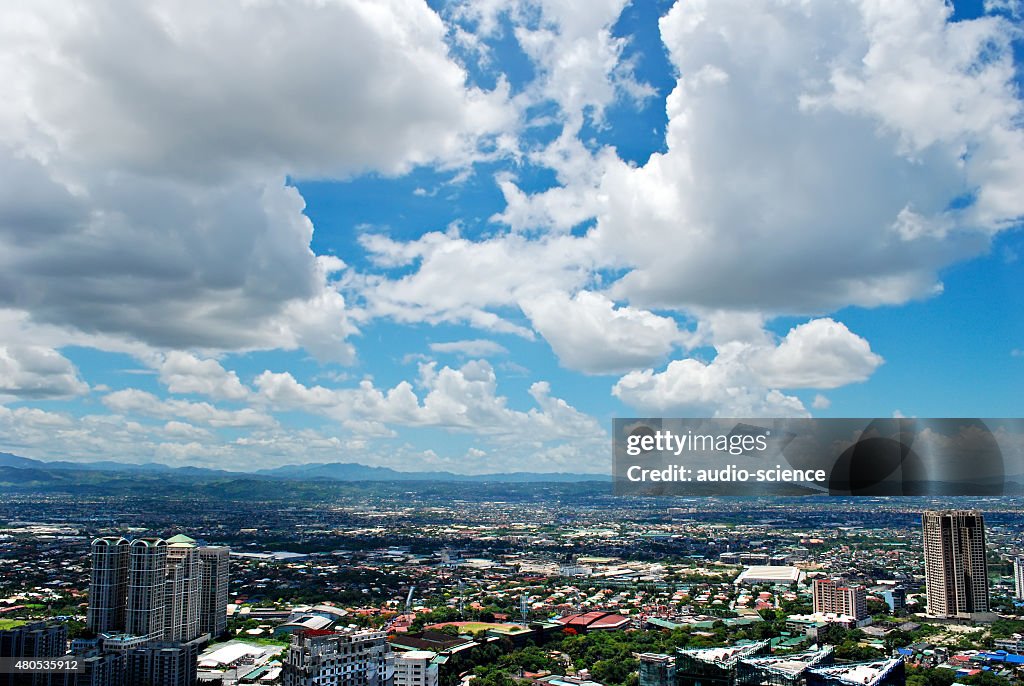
[[157, 352, 250, 401], [595, 0, 1023, 312], [520, 290, 682, 374], [612, 317, 883, 416], [0, 345, 89, 400], [102, 389, 275, 428], [254, 359, 603, 442], [613, 349, 810, 418], [0, 0, 511, 358], [751, 318, 884, 389]]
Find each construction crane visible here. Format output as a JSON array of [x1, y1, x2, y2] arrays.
[[383, 586, 416, 633]]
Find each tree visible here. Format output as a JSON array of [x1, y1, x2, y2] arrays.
[[507, 646, 557, 673], [472, 665, 517, 686], [962, 671, 1013, 686], [591, 657, 638, 686], [989, 619, 1024, 638], [906, 667, 955, 686], [753, 622, 780, 640], [867, 599, 890, 617], [817, 624, 850, 646], [883, 630, 911, 653], [833, 641, 883, 662]]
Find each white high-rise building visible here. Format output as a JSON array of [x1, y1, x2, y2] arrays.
[[922, 510, 990, 618], [394, 651, 438, 686], [164, 534, 201, 641], [1013, 555, 1024, 601]]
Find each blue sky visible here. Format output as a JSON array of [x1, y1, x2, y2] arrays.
[[0, 0, 1022, 474]]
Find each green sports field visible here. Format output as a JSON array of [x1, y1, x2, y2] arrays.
[[425, 621, 529, 634]]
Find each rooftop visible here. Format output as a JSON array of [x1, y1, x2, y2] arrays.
[[555, 612, 630, 630], [807, 659, 904, 686], [166, 533, 196, 547], [740, 646, 834, 677], [735, 566, 805, 584], [398, 650, 437, 660], [679, 641, 770, 667]]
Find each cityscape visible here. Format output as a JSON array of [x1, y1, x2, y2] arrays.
[[2, 480, 1024, 686]]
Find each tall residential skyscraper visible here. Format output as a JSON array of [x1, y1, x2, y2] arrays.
[[87, 536, 129, 634], [126, 538, 168, 640], [812, 578, 868, 621], [1013, 555, 1024, 601], [198, 546, 230, 638], [164, 535, 201, 642], [922, 510, 990, 618]]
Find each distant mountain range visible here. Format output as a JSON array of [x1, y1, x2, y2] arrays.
[[0, 452, 608, 483]]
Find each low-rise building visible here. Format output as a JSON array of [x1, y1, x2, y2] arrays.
[[394, 650, 438, 686], [554, 612, 630, 633], [734, 566, 805, 586], [638, 653, 675, 686], [282, 628, 393, 686]]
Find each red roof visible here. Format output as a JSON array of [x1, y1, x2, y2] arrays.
[[555, 612, 630, 630]]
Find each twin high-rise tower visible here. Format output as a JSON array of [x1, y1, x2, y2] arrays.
[[87, 534, 229, 643]]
